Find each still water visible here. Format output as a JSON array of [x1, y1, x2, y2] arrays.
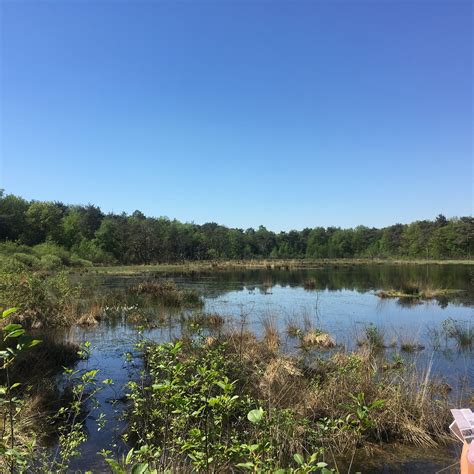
[[65, 264, 473, 472]]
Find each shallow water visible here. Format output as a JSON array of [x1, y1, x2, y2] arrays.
[[64, 264, 473, 472]]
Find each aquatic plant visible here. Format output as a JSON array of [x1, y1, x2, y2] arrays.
[[357, 323, 385, 351], [442, 318, 474, 350], [132, 280, 202, 308], [299, 329, 336, 349], [261, 315, 280, 351], [185, 312, 225, 329]]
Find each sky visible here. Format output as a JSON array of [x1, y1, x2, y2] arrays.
[[0, 0, 472, 231]]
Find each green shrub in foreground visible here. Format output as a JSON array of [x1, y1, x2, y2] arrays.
[[124, 338, 333, 472]]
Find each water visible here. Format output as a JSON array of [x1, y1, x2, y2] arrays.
[[64, 264, 472, 472]]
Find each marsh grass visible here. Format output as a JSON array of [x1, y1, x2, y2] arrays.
[[185, 312, 225, 329], [357, 323, 386, 351], [76, 302, 103, 326], [132, 280, 202, 308], [261, 314, 280, 351], [442, 318, 474, 350]]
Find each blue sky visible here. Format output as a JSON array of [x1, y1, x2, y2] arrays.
[[1, 0, 472, 231]]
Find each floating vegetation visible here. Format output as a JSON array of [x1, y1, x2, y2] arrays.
[[185, 312, 225, 329], [400, 340, 425, 353], [299, 329, 336, 349], [132, 280, 202, 307], [377, 284, 461, 301]]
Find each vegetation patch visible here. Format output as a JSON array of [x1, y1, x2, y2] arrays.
[[299, 329, 336, 349], [185, 312, 225, 329], [377, 284, 462, 301], [132, 280, 202, 308], [0, 269, 81, 328], [121, 328, 455, 472]]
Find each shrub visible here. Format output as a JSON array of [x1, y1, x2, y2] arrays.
[[69, 256, 93, 267], [71, 239, 115, 264], [0, 241, 34, 256], [39, 254, 63, 271], [33, 242, 70, 265], [0, 270, 81, 327], [12, 252, 41, 269]]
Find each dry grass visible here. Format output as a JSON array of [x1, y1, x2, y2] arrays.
[[261, 315, 280, 351], [299, 329, 336, 349], [76, 302, 103, 326], [186, 312, 226, 329], [212, 330, 453, 454]]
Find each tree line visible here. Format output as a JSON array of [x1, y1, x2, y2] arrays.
[[0, 192, 472, 265]]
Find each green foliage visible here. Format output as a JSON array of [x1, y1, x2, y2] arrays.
[[0, 269, 81, 327], [1, 193, 473, 264], [0, 308, 42, 471], [125, 338, 335, 472], [13, 252, 41, 269], [39, 254, 63, 270]]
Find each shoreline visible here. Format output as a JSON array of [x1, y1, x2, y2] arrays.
[[87, 258, 474, 275]]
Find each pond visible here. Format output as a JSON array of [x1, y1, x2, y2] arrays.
[[63, 264, 473, 472]]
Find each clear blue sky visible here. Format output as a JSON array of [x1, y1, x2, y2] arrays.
[[1, 0, 472, 231]]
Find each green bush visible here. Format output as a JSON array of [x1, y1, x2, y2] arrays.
[[33, 242, 70, 265], [12, 252, 41, 269], [70, 255, 93, 267], [72, 239, 115, 264], [39, 254, 63, 270], [0, 269, 81, 327], [0, 241, 34, 256]]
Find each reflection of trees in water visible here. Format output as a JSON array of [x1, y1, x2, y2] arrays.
[[91, 264, 474, 305]]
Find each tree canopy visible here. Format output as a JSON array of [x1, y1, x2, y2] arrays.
[[0, 192, 472, 264]]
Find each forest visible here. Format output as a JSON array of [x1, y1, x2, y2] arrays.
[[0, 191, 472, 266]]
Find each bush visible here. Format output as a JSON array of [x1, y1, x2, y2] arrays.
[[12, 252, 41, 269], [39, 254, 63, 271], [0, 269, 81, 327], [70, 256, 93, 267], [72, 239, 115, 264], [0, 241, 34, 256], [33, 242, 70, 265]]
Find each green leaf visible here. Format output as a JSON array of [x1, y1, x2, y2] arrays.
[[236, 462, 254, 470], [247, 407, 264, 424], [293, 453, 304, 465], [6, 329, 25, 339], [27, 339, 42, 348], [131, 463, 149, 474], [3, 324, 22, 332], [2, 308, 17, 318], [104, 458, 126, 474], [125, 448, 135, 464]]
